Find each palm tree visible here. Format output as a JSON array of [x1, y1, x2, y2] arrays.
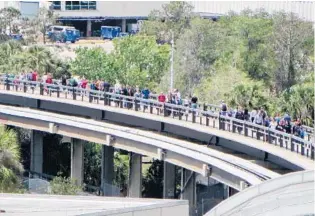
[[226, 82, 266, 109], [0, 125, 24, 192], [278, 83, 314, 125], [0, 40, 23, 73], [24, 45, 55, 74]]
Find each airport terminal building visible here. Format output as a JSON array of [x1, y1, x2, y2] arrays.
[[0, 1, 313, 37]]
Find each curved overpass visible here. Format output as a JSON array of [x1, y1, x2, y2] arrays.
[[0, 80, 313, 172], [0, 105, 280, 190], [205, 170, 314, 216]]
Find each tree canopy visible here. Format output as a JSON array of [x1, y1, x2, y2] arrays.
[[0, 125, 23, 192]]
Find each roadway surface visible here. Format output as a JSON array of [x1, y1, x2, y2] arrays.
[[0, 89, 313, 172], [0, 194, 187, 216], [205, 170, 314, 216], [0, 104, 278, 190]]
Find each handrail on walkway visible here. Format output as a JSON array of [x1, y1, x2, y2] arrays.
[[0, 78, 314, 160]]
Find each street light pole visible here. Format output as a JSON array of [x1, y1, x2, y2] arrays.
[[170, 31, 174, 91]]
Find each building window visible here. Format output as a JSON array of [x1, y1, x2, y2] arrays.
[[65, 1, 96, 10], [51, 1, 61, 10]]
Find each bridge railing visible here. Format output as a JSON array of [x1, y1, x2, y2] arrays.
[[0, 78, 314, 160], [1, 75, 311, 128]]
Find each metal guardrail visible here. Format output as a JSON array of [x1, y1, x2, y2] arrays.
[[0, 78, 314, 160], [1, 74, 313, 133]]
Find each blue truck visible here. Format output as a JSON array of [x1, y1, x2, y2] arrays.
[[48, 26, 79, 43], [101, 26, 121, 40]]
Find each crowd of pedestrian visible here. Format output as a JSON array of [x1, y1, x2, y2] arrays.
[[219, 101, 306, 139], [4, 72, 200, 109], [2, 71, 309, 139]]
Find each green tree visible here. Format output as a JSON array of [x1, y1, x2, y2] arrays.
[[276, 79, 314, 125], [225, 81, 268, 110], [142, 160, 163, 198], [172, 18, 222, 95], [272, 12, 314, 93], [84, 143, 101, 187], [50, 174, 82, 195], [35, 7, 58, 44], [0, 125, 24, 192], [11, 45, 56, 74], [112, 36, 170, 89], [114, 151, 129, 191], [218, 10, 275, 84], [141, 1, 194, 42], [0, 40, 23, 73], [20, 7, 58, 44], [0, 7, 21, 34], [70, 47, 117, 83], [194, 63, 249, 104]]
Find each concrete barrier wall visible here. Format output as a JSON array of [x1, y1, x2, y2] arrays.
[[80, 200, 189, 216]]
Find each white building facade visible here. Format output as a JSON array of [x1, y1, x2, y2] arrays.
[[0, 1, 313, 37], [51, 1, 315, 37]]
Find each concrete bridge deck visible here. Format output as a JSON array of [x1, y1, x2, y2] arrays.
[[0, 90, 313, 172], [0, 104, 283, 190]]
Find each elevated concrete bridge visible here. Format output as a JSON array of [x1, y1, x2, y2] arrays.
[[0, 80, 313, 215]]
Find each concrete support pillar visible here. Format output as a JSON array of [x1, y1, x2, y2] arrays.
[[71, 138, 84, 185], [223, 184, 230, 199], [60, 1, 65, 11], [101, 145, 114, 196], [128, 152, 142, 198], [30, 130, 43, 175], [121, 19, 126, 32], [163, 162, 176, 199], [180, 168, 196, 215], [87, 20, 92, 37]]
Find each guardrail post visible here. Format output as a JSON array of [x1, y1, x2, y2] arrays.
[[192, 111, 196, 123], [89, 91, 93, 103], [267, 129, 271, 144], [178, 108, 182, 120], [15, 83, 18, 91], [206, 115, 209, 126], [279, 135, 283, 148], [301, 142, 305, 156], [119, 97, 123, 108], [56, 86, 60, 98], [311, 145, 314, 160], [72, 88, 76, 100], [40, 83, 44, 95], [244, 124, 248, 136], [256, 128, 260, 140], [232, 121, 236, 133], [5, 77, 10, 90], [23, 82, 27, 93], [163, 104, 168, 117], [203, 103, 207, 111], [289, 136, 294, 152], [150, 103, 153, 114], [134, 98, 139, 111], [104, 93, 108, 105]]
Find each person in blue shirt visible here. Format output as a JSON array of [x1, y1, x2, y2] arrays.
[[141, 88, 150, 99]]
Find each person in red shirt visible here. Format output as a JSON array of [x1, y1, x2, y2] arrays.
[[158, 92, 166, 113], [32, 70, 38, 82], [81, 78, 88, 89], [45, 73, 53, 94], [158, 92, 166, 103]]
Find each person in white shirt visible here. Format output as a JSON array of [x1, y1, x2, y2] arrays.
[[250, 108, 257, 123], [254, 111, 264, 125]]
